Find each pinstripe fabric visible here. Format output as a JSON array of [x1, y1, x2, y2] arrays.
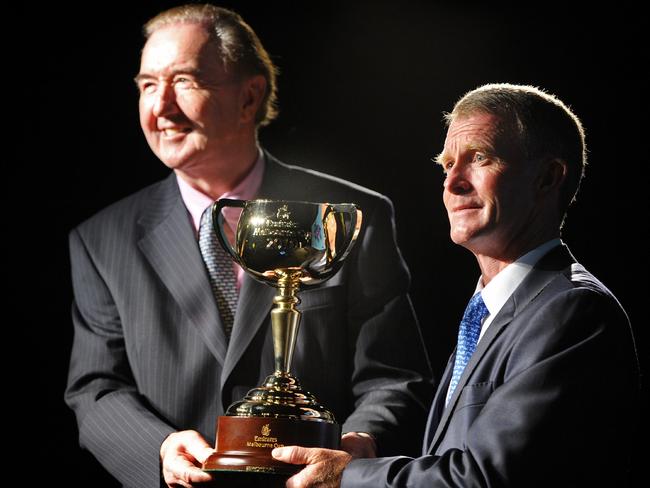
[[68, 176, 222, 487], [66, 155, 433, 487]]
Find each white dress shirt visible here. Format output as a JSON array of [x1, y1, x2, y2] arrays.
[[445, 238, 562, 402], [476, 238, 562, 341]]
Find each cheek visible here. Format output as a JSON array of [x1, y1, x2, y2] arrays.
[[476, 172, 502, 210], [442, 189, 451, 211], [175, 96, 197, 119], [138, 98, 155, 130], [489, 188, 527, 227], [178, 92, 216, 125]]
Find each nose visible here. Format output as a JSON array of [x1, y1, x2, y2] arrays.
[[443, 163, 472, 195], [152, 82, 178, 118]]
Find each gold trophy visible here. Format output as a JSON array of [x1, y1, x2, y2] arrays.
[[202, 199, 362, 478]]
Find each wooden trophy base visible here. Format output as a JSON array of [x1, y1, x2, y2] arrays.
[[203, 416, 340, 476]]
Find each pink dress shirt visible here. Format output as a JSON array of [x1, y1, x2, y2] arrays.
[[176, 149, 265, 289]]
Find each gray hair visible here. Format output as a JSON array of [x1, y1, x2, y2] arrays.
[[446, 83, 586, 214], [144, 3, 279, 126]]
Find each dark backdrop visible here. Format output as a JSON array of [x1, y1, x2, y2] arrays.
[[20, 1, 646, 485]]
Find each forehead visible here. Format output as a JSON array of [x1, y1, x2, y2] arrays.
[[140, 23, 221, 75], [443, 112, 501, 152]]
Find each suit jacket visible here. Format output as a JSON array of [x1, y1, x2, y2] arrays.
[[65, 154, 433, 487], [343, 245, 639, 487]]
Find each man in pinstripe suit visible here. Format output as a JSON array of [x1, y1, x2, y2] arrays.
[[65, 5, 432, 487]]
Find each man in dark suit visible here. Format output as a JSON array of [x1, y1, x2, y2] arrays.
[[273, 84, 639, 487], [64, 4, 432, 487]]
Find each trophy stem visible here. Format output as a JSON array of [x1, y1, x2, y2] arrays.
[[271, 271, 303, 374]]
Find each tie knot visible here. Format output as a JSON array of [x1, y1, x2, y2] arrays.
[[464, 292, 489, 324], [199, 205, 214, 235]]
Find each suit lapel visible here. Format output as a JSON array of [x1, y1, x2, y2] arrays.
[[427, 298, 517, 453], [136, 157, 304, 377], [219, 155, 291, 387], [427, 245, 576, 453], [220, 274, 275, 386], [137, 175, 229, 365]]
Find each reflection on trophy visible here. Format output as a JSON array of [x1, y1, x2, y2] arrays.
[[202, 199, 362, 476]]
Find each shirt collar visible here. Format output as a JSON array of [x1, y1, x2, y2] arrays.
[[476, 238, 562, 316], [176, 148, 265, 234]]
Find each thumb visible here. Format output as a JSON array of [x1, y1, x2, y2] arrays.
[[192, 445, 217, 464], [272, 445, 311, 465]]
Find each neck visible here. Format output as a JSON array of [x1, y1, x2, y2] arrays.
[[176, 142, 259, 199], [474, 230, 559, 285]]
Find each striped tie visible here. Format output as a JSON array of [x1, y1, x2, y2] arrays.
[[198, 205, 239, 340], [446, 292, 489, 406]]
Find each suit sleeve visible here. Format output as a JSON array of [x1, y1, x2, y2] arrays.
[[65, 227, 174, 488], [341, 196, 433, 457], [341, 287, 638, 487]]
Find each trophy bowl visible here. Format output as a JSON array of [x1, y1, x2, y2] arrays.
[[202, 199, 362, 477]]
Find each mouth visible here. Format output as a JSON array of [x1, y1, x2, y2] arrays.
[[451, 204, 482, 212], [159, 127, 192, 139]]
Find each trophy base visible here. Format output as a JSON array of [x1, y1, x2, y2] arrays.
[[204, 470, 290, 488], [203, 416, 340, 475]]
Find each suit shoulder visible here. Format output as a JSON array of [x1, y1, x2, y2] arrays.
[[271, 159, 391, 208], [533, 261, 632, 343], [72, 175, 174, 239], [559, 262, 620, 304], [506, 259, 637, 382]]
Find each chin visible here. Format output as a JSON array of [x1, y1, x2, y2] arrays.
[[450, 227, 472, 245], [155, 148, 192, 168], [451, 230, 487, 252], [156, 156, 182, 169], [450, 237, 471, 250]]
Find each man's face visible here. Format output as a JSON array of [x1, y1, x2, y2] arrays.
[[137, 23, 249, 172], [439, 112, 540, 258]]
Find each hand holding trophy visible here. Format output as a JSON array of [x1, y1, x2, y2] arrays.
[[202, 199, 362, 479]]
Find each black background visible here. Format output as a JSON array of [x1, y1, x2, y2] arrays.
[[20, 1, 646, 485]]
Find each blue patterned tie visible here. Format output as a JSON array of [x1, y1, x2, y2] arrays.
[[198, 205, 239, 340], [446, 292, 489, 406]]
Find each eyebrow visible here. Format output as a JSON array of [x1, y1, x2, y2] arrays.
[[133, 68, 204, 85], [434, 141, 498, 167], [433, 152, 446, 166]]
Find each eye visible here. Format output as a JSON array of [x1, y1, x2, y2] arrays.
[[138, 81, 157, 94], [442, 160, 454, 174], [473, 153, 486, 163], [174, 76, 196, 90]]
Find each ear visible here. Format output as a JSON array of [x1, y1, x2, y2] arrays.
[[536, 157, 567, 195], [239, 75, 267, 124]]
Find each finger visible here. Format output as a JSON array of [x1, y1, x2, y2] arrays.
[[167, 479, 192, 488], [272, 445, 311, 464], [188, 444, 216, 464], [167, 481, 191, 488], [178, 431, 214, 461], [165, 431, 216, 465], [163, 464, 194, 488], [340, 432, 377, 458], [285, 464, 320, 488], [166, 455, 213, 484]]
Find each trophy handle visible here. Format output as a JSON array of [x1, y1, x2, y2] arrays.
[[327, 204, 363, 263], [212, 198, 246, 267]]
